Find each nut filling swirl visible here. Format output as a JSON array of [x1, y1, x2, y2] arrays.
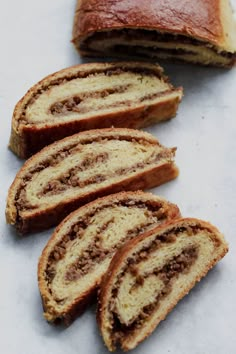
[[109, 245, 198, 338], [19, 67, 172, 125], [14, 136, 175, 212], [98, 221, 228, 351], [7, 129, 179, 234], [44, 201, 173, 302], [79, 29, 236, 67], [37, 192, 181, 323]]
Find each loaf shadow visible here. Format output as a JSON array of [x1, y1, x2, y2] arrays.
[[33, 297, 123, 353], [2, 222, 53, 248], [3, 146, 23, 176], [32, 294, 96, 337], [159, 60, 231, 95], [35, 302, 115, 354], [32, 292, 66, 336]]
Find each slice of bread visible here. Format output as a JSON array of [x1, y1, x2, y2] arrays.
[[38, 191, 180, 324], [9, 61, 182, 158], [97, 218, 228, 351], [6, 128, 179, 234]]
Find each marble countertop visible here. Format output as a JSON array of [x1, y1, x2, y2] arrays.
[[0, 1, 236, 353]]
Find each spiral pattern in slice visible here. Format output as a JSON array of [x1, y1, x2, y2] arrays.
[[38, 191, 180, 324], [97, 218, 228, 351], [6, 129, 178, 234]]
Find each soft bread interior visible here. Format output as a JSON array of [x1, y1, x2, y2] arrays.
[[13, 62, 182, 131], [12, 134, 176, 220], [99, 219, 228, 351], [44, 206, 161, 317], [24, 141, 165, 207], [38, 192, 179, 322], [25, 71, 178, 125]]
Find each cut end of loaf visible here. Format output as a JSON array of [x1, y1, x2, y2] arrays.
[[76, 29, 236, 67], [97, 218, 228, 351], [73, 0, 236, 67]]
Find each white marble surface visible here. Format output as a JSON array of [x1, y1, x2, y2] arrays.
[[1, 1, 236, 353]]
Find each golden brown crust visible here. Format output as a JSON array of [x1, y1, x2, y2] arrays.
[[6, 128, 179, 234], [73, 0, 236, 47], [97, 217, 228, 351], [38, 191, 181, 324], [73, 0, 222, 45], [9, 61, 182, 159], [72, 0, 236, 66]]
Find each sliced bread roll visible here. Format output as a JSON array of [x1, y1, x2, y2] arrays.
[[38, 191, 180, 324], [9, 61, 182, 158], [97, 218, 228, 351], [6, 128, 178, 234], [73, 0, 236, 67]]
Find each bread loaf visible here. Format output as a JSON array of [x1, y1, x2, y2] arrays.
[[9, 62, 182, 158], [73, 0, 236, 67], [6, 128, 178, 234], [97, 218, 228, 351], [38, 191, 180, 324]]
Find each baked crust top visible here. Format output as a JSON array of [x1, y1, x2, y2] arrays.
[[73, 0, 236, 51]]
